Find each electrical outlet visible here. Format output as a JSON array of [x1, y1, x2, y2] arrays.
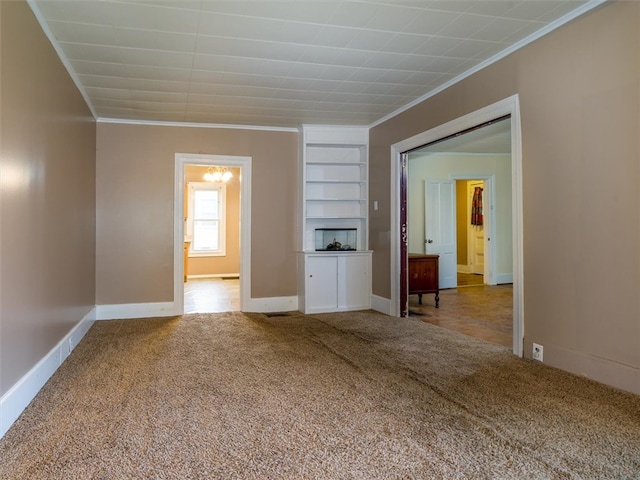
[[532, 343, 543, 362]]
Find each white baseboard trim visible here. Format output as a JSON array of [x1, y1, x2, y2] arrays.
[[96, 302, 176, 320], [457, 265, 471, 274], [0, 307, 97, 439], [371, 294, 392, 316], [496, 273, 513, 284], [187, 273, 240, 279], [96, 296, 298, 320], [525, 340, 640, 396], [243, 296, 299, 313]]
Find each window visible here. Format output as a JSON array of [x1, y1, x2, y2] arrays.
[[187, 182, 226, 256]]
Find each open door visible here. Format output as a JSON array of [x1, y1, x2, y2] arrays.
[[468, 180, 485, 276], [424, 179, 457, 289]]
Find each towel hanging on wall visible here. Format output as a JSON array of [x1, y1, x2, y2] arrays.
[[471, 186, 483, 226]]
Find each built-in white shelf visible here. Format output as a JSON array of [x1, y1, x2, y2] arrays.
[[297, 125, 371, 313], [298, 125, 369, 253]]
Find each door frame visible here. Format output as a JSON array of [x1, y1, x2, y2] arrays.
[[390, 95, 524, 356], [450, 175, 497, 285], [174, 153, 252, 314]]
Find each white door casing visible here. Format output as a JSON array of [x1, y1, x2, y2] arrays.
[[424, 179, 457, 289], [174, 153, 252, 315]]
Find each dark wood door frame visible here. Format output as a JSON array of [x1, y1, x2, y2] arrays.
[[400, 152, 408, 316]]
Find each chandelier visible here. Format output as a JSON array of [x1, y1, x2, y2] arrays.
[[203, 167, 233, 182]]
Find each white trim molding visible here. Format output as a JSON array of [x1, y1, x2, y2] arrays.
[[187, 273, 240, 279], [95, 302, 176, 320], [390, 95, 524, 357], [529, 342, 640, 396], [496, 273, 514, 285], [26, 1, 97, 119], [0, 308, 96, 439], [368, 0, 607, 129], [175, 154, 252, 316], [371, 294, 392, 316], [243, 296, 299, 313], [98, 117, 298, 133], [95, 297, 299, 319]]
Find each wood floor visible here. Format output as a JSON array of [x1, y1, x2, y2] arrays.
[[409, 273, 513, 348], [184, 273, 513, 348], [184, 277, 240, 314]]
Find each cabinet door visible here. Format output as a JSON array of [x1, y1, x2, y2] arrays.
[[338, 254, 370, 309], [306, 256, 338, 311]]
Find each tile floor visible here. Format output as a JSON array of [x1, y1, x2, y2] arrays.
[[409, 273, 513, 347]]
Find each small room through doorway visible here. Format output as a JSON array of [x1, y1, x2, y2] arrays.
[[405, 116, 513, 348], [183, 163, 241, 313], [456, 179, 485, 287]]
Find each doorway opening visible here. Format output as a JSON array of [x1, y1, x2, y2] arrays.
[[183, 163, 241, 313], [174, 154, 252, 315], [390, 95, 524, 356], [404, 122, 511, 347]]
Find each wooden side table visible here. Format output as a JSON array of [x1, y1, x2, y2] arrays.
[[408, 254, 440, 307]]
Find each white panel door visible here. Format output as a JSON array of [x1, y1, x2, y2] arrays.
[[468, 180, 485, 275], [425, 179, 457, 289]]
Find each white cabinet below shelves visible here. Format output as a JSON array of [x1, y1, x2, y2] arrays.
[[298, 252, 372, 314]]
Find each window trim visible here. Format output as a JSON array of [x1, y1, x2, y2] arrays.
[[186, 181, 226, 257]]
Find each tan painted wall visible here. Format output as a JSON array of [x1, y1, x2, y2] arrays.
[[369, 1, 640, 392], [96, 123, 297, 305], [184, 165, 240, 276], [0, 1, 96, 395]]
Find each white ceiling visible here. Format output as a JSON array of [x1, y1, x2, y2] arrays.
[[31, 0, 597, 129]]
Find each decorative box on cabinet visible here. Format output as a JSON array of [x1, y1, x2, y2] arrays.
[[408, 254, 439, 307], [298, 251, 372, 314]]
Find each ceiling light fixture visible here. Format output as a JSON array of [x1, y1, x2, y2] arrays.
[[203, 167, 232, 182]]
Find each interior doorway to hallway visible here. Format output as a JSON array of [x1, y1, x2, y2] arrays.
[[182, 163, 241, 314], [174, 154, 252, 315]]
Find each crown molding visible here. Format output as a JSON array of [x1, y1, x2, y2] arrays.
[[97, 117, 299, 133], [369, 0, 608, 129], [27, 0, 98, 120]]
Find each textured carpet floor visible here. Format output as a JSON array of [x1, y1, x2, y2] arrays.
[[1, 311, 639, 479]]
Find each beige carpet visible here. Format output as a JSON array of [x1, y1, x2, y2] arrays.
[[1, 311, 639, 479]]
